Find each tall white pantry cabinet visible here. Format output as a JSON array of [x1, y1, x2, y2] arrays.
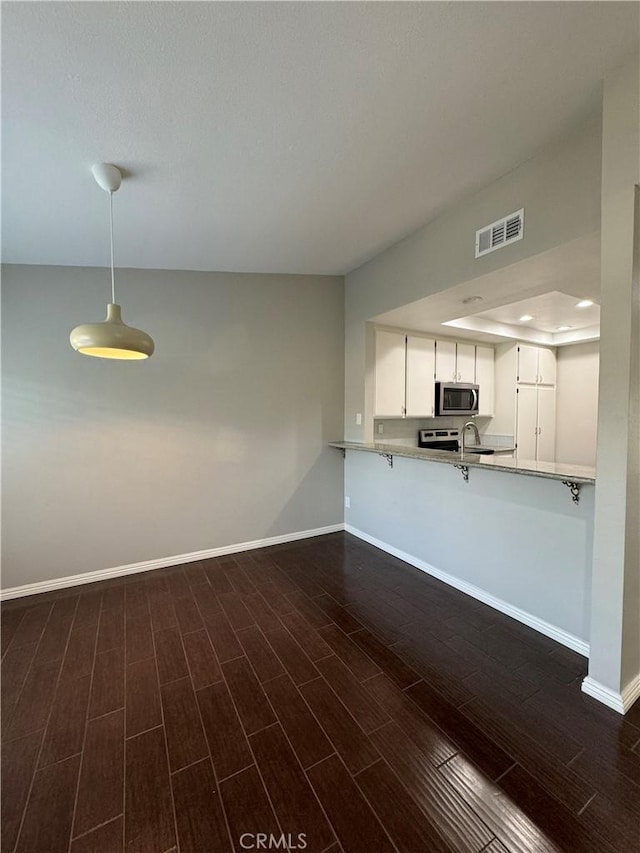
[[493, 342, 557, 462]]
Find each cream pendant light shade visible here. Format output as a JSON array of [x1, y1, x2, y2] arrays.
[[70, 303, 154, 359], [70, 163, 155, 360]]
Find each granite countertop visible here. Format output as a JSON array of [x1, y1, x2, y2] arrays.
[[329, 441, 596, 484]]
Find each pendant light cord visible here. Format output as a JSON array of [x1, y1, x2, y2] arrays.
[[109, 191, 116, 304]]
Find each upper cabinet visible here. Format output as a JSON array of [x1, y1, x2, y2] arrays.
[[434, 340, 457, 382], [434, 339, 491, 412], [435, 340, 475, 383], [374, 330, 435, 417], [517, 344, 556, 386], [374, 330, 407, 417], [456, 343, 476, 383], [406, 335, 436, 417], [517, 344, 539, 384], [537, 347, 557, 386], [375, 328, 494, 420], [475, 345, 495, 417]]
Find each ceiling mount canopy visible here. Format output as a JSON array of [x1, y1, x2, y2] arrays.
[[70, 163, 155, 360]]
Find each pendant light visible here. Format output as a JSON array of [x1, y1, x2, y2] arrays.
[[70, 163, 155, 360]]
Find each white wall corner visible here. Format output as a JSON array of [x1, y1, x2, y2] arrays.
[[345, 524, 589, 657], [581, 673, 640, 715], [0, 524, 345, 601]]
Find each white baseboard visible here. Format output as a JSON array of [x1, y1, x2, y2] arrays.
[[345, 523, 590, 657], [582, 673, 640, 715], [0, 523, 345, 601]]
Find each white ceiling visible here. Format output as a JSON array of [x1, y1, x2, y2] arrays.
[[443, 290, 600, 346], [374, 233, 601, 346], [2, 2, 638, 275], [464, 291, 600, 333]]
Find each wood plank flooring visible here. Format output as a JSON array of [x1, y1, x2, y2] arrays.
[[2, 532, 639, 852]]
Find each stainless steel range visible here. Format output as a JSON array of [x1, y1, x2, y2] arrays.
[[417, 428, 460, 451], [417, 426, 497, 455]]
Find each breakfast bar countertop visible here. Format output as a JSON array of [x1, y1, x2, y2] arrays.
[[329, 441, 596, 484]]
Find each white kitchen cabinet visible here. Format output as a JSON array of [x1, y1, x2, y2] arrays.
[[516, 385, 538, 459], [435, 340, 457, 382], [475, 345, 495, 417], [456, 343, 476, 383], [515, 384, 556, 461], [536, 386, 557, 461], [435, 340, 476, 383], [375, 330, 435, 417], [517, 344, 556, 386], [375, 330, 406, 417], [517, 345, 540, 384], [494, 342, 557, 461], [406, 336, 435, 417], [375, 329, 495, 421], [537, 347, 557, 386]]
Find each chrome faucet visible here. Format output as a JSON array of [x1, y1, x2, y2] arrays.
[[460, 421, 480, 455]]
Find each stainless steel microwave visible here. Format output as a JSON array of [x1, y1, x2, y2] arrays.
[[435, 382, 479, 417]]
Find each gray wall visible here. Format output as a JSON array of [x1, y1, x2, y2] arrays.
[[555, 341, 599, 467], [339, 108, 603, 659], [1, 265, 345, 589], [345, 111, 602, 441], [345, 452, 594, 644], [341, 53, 639, 704]]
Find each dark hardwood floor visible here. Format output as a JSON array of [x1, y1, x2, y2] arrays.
[[2, 532, 639, 853]]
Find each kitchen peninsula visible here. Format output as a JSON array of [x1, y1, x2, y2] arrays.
[[330, 440, 595, 487], [331, 439, 595, 658]]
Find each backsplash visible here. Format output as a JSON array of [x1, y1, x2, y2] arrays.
[[373, 417, 513, 448]]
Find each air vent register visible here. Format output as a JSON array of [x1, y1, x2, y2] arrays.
[[475, 208, 524, 258]]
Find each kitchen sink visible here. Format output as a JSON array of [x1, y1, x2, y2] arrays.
[[417, 430, 496, 456]]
